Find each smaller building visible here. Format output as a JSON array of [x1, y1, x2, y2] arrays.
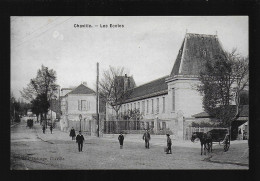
[[60, 83, 102, 135]]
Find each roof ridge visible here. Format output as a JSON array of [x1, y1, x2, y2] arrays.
[[127, 75, 169, 91], [186, 33, 218, 37]]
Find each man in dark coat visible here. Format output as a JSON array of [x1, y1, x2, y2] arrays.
[[50, 125, 53, 134], [42, 125, 46, 134], [76, 131, 84, 152], [143, 129, 151, 149], [70, 127, 76, 140], [166, 134, 172, 154], [118, 132, 124, 149]]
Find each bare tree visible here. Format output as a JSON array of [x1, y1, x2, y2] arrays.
[[99, 66, 133, 123]]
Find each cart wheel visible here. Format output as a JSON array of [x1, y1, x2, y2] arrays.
[[224, 142, 230, 152]]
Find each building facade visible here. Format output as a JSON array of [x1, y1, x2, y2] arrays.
[[106, 33, 231, 140], [60, 83, 98, 134]]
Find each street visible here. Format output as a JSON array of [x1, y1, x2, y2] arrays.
[[10, 122, 248, 170]]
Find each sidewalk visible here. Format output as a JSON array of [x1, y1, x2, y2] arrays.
[[209, 142, 249, 166]]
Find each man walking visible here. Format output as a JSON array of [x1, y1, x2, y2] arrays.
[[76, 131, 84, 152], [166, 134, 172, 154], [143, 129, 151, 149], [50, 125, 53, 134], [42, 125, 46, 134], [70, 127, 76, 140], [118, 132, 124, 149]]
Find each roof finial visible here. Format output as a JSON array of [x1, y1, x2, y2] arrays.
[[186, 29, 188, 34], [216, 31, 218, 35]]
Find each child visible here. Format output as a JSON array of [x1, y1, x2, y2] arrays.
[[166, 134, 172, 154], [118, 132, 124, 149]]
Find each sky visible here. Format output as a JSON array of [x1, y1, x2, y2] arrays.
[[11, 16, 248, 101]]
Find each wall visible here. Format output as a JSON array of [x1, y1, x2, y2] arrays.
[[167, 78, 203, 118]]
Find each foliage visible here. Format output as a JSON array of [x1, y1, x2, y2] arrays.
[[31, 93, 49, 121], [20, 65, 58, 125], [123, 108, 143, 121], [10, 92, 30, 122], [198, 49, 249, 127], [191, 121, 221, 128]]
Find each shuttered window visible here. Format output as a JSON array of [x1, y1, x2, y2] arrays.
[[162, 97, 165, 113], [172, 88, 175, 111], [147, 100, 149, 113], [156, 98, 159, 113], [151, 99, 154, 114]]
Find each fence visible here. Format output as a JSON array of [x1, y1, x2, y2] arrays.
[[104, 120, 144, 134], [185, 126, 229, 140], [103, 120, 172, 135]]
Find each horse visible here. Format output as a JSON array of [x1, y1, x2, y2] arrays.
[[191, 132, 213, 155]]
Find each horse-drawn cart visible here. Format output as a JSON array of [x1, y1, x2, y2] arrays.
[[207, 128, 230, 152], [191, 128, 230, 155]]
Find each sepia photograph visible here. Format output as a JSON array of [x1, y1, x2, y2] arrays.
[[10, 16, 249, 170]]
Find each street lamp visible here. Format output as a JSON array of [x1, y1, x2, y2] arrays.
[[79, 114, 82, 132]]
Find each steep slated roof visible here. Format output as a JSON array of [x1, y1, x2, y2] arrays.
[[171, 33, 226, 76], [68, 84, 95, 95], [125, 76, 168, 102]]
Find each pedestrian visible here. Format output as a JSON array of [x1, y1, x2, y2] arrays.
[[70, 127, 76, 140], [143, 129, 151, 149], [76, 131, 85, 152], [42, 125, 46, 134], [50, 125, 53, 134], [118, 132, 124, 149], [166, 134, 172, 154]]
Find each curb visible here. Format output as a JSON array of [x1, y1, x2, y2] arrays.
[[208, 159, 249, 167]]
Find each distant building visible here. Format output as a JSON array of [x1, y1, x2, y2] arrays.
[[106, 33, 244, 140]]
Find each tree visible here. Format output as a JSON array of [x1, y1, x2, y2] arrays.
[[198, 49, 249, 127], [31, 93, 49, 122], [20, 65, 58, 126], [99, 66, 133, 120]]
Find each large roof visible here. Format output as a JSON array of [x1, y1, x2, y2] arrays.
[[170, 33, 226, 76], [192, 105, 249, 118], [124, 76, 168, 102], [68, 84, 95, 95]]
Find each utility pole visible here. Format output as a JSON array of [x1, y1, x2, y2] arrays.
[[96, 62, 100, 137]]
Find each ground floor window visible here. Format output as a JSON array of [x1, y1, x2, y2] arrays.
[[162, 122, 166, 130]]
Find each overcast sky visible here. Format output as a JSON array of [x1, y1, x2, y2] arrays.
[[11, 16, 248, 100]]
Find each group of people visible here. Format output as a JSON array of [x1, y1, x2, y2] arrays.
[[42, 125, 53, 134], [70, 127, 84, 152], [118, 129, 172, 154], [69, 127, 172, 154]]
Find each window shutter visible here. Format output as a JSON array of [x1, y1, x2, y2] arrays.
[[78, 100, 80, 110]]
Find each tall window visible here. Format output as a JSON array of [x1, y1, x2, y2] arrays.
[[172, 88, 175, 111], [127, 104, 129, 112], [142, 101, 145, 114], [162, 97, 165, 113], [134, 103, 136, 110], [130, 103, 132, 110], [147, 100, 149, 114], [78, 100, 87, 111], [124, 105, 126, 113], [138, 102, 140, 110], [156, 98, 159, 113], [151, 99, 154, 113]]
